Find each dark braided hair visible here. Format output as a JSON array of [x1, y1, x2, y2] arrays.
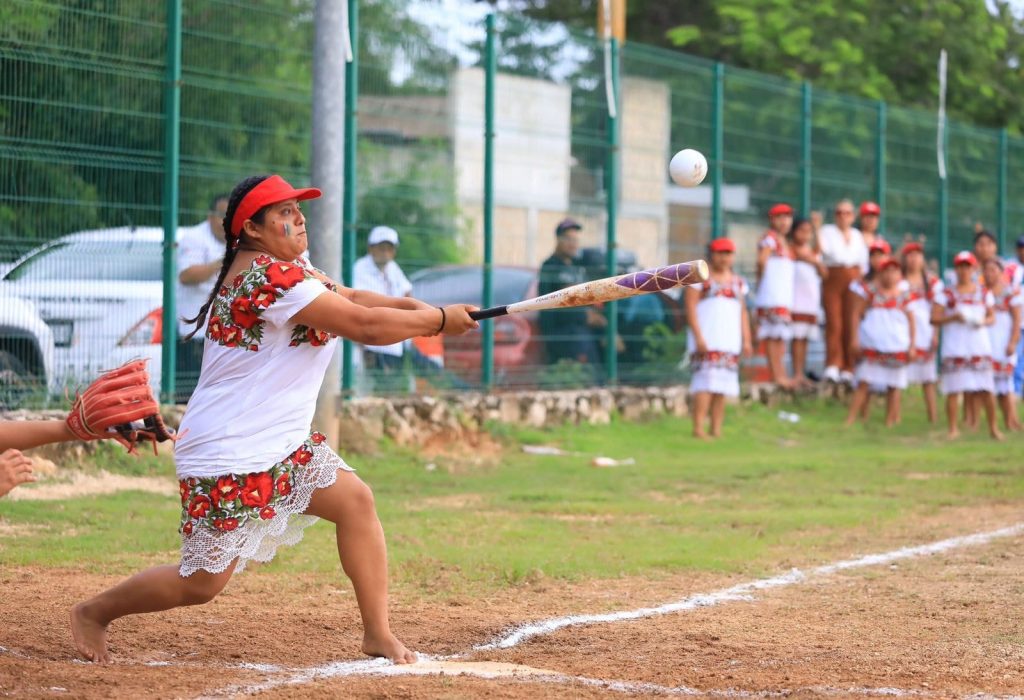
[[182, 175, 270, 341]]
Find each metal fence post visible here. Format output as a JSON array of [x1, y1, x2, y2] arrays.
[[604, 38, 620, 385], [482, 13, 496, 391], [710, 62, 724, 237], [997, 128, 1008, 253], [875, 100, 887, 232], [342, 0, 359, 396], [938, 148, 949, 268], [160, 0, 182, 404], [799, 81, 812, 217]]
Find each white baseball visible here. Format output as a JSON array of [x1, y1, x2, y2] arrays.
[[669, 149, 708, 187]]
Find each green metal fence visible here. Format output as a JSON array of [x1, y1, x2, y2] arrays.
[[2, 1, 1023, 405]]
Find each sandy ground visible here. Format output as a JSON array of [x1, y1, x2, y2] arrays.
[[2, 503, 1023, 699]]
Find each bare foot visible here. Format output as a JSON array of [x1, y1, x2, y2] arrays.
[[990, 428, 1005, 441], [946, 429, 960, 440], [692, 431, 709, 440], [363, 632, 417, 664], [71, 603, 110, 663]]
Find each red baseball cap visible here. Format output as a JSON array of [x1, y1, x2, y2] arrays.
[[768, 203, 793, 218], [709, 238, 736, 253], [860, 201, 881, 216], [900, 242, 924, 256], [878, 256, 901, 271], [953, 251, 978, 267], [230, 175, 322, 236], [869, 239, 891, 254]]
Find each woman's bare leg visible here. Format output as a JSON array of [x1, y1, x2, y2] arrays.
[[709, 394, 727, 437], [304, 470, 416, 664], [946, 394, 960, 439], [791, 339, 809, 386], [71, 563, 236, 663], [922, 382, 938, 424], [766, 339, 791, 388], [845, 384, 870, 426], [965, 392, 979, 430], [692, 391, 711, 439], [982, 392, 1004, 440], [885, 388, 901, 428]]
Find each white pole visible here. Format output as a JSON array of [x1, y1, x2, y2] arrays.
[[309, 0, 346, 445]]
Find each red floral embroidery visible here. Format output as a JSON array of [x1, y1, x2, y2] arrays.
[[276, 474, 292, 496], [230, 297, 261, 330], [178, 432, 321, 536], [210, 475, 241, 508], [250, 284, 277, 309], [188, 495, 212, 518], [208, 316, 224, 341], [239, 472, 274, 509], [266, 262, 305, 290], [254, 255, 273, 266]]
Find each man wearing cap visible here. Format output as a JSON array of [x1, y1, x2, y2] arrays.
[[818, 198, 868, 383], [538, 219, 602, 370], [176, 192, 229, 401], [858, 201, 883, 253], [352, 226, 414, 390]]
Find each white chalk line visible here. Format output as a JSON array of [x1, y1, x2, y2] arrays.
[[192, 522, 1024, 698], [477, 523, 1024, 650]]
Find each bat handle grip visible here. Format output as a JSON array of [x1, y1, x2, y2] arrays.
[[469, 306, 508, 321]]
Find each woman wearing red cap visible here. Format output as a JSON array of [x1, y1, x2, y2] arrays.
[[932, 251, 1001, 440], [901, 242, 941, 423], [685, 237, 752, 438], [845, 257, 915, 428], [754, 203, 795, 388], [858, 201, 883, 252], [70, 175, 480, 664], [981, 258, 1022, 431]]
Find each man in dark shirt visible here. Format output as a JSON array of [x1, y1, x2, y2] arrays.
[[537, 219, 603, 366]]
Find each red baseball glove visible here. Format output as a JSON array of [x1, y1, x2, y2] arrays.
[[65, 360, 176, 454]]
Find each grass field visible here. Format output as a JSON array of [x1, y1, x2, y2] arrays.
[[3, 397, 1021, 594]]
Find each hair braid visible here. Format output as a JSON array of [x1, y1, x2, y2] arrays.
[[182, 175, 270, 341]]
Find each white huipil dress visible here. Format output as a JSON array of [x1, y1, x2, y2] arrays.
[[687, 275, 748, 397], [986, 287, 1022, 395], [905, 275, 941, 384], [754, 231, 794, 340], [790, 254, 822, 341], [937, 285, 995, 394], [850, 281, 912, 389]]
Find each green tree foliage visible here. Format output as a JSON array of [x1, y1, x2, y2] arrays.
[[497, 0, 1024, 135]]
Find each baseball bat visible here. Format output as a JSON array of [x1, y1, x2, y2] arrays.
[[469, 260, 709, 321]]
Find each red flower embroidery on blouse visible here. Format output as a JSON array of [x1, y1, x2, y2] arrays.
[[291, 446, 313, 466], [182, 521, 194, 536], [259, 506, 276, 520], [276, 473, 292, 496], [232, 274, 244, 289], [207, 316, 224, 342], [310, 431, 326, 445], [179, 481, 190, 504], [188, 495, 212, 518], [266, 262, 305, 290], [254, 255, 273, 266], [239, 472, 274, 509], [222, 325, 243, 348], [230, 296, 261, 330], [213, 517, 239, 532], [250, 284, 278, 309], [210, 475, 241, 508]]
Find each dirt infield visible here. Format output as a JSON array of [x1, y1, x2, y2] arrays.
[[3, 503, 1024, 699]]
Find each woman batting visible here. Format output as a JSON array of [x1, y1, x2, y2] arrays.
[[71, 174, 478, 664]]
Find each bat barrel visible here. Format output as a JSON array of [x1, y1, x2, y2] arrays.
[[612, 259, 709, 293]]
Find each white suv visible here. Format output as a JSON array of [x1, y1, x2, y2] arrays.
[[2, 226, 184, 394]]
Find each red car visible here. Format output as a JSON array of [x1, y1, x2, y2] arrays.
[[410, 265, 541, 386]]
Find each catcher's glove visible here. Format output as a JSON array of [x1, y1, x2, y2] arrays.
[[66, 360, 176, 454]]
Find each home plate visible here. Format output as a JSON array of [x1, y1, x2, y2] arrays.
[[384, 659, 560, 679]]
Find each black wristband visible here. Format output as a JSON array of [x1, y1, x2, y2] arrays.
[[436, 306, 446, 334]]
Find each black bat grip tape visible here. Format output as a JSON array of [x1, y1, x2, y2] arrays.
[[469, 305, 509, 321]]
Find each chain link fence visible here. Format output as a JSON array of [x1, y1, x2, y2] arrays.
[[2, 1, 1022, 404]]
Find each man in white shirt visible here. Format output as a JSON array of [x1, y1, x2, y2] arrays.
[[352, 226, 414, 391], [818, 198, 867, 384], [175, 193, 228, 400]]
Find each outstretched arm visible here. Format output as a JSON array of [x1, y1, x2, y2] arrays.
[[0, 420, 75, 452]]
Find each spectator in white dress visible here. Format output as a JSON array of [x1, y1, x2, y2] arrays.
[[901, 242, 941, 423], [754, 203, 795, 389], [982, 258, 1022, 431], [788, 215, 825, 388]]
